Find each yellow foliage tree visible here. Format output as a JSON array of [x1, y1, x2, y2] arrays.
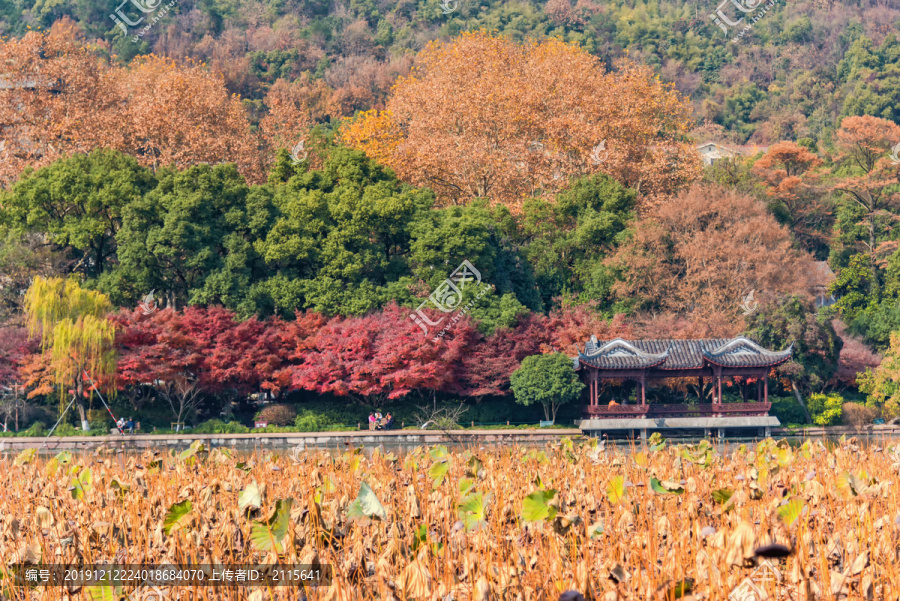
[[24, 277, 116, 431], [338, 31, 700, 211]]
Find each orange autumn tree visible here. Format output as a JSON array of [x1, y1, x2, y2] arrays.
[[610, 183, 816, 334], [339, 31, 700, 211], [0, 21, 114, 186], [113, 56, 263, 179], [0, 24, 264, 187], [259, 74, 333, 164], [831, 115, 900, 288], [752, 141, 829, 254]]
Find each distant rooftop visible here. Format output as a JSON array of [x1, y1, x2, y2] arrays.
[[696, 141, 769, 165], [810, 261, 836, 288]]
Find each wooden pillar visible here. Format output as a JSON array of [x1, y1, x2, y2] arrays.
[[590, 371, 596, 406], [698, 377, 703, 402], [763, 374, 768, 404], [713, 366, 722, 418], [717, 372, 722, 405], [640, 373, 647, 407], [757, 379, 762, 403]]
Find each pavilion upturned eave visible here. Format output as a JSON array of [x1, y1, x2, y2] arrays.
[[576, 336, 793, 372]]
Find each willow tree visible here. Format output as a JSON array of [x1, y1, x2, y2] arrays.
[[24, 277, 116, 431]]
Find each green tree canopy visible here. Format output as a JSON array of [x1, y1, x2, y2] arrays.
[[1, 149, 156, 279], [510, 352, 585, 422], [858, 331, 900, 422], [515, 174, 635, 312], [249, 147, 435, 317], [744, 296, 841, 422], [829, 253, 876, 323], [840, 35, 900, 123], [113, 162, 260, 310]]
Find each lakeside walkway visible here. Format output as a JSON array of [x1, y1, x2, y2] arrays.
[[2, 424, 899, 451]]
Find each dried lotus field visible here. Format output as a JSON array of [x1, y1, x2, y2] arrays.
[[1, 436, 899, 601]]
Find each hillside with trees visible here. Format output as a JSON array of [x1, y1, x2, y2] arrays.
[[2, 0, 898, 144]]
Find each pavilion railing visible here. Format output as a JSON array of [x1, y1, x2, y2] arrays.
[[582, 405, 650, 418], [582, 402, 772, 418], [713, 402, 771, 416]]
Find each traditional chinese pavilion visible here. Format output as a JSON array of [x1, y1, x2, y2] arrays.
[[575, 336, 792, 419]]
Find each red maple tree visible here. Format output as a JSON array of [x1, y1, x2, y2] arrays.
[[288, 304, 471, 404]]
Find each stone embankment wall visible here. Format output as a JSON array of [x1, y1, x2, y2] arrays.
[[0, 429, 583, 451]]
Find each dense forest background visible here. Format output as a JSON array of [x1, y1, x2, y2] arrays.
[[2, 0, 898, 144]]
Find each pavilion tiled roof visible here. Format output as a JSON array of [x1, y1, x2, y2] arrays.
[[577, 337, 792, 370]]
